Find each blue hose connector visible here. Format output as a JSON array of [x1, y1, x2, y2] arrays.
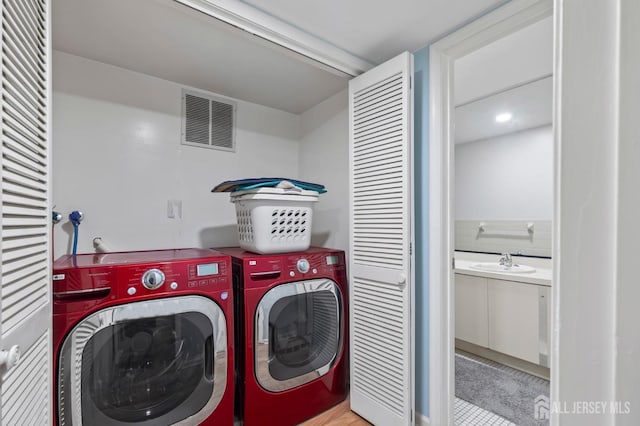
[[69, 211, 84, 255]]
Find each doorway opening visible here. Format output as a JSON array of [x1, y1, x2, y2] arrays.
[[428, 1, 555, 425], [452, 15, 553, 425]]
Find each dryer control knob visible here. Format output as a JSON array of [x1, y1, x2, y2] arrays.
[[297, 258, 310, 274], [142, 269, 165, 290]]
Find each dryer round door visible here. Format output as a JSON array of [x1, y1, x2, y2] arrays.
[[254, 278, 343, 392], [58, 295, 227, 425]]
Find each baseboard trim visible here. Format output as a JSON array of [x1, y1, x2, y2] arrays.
[[415, 412, 430, 425]]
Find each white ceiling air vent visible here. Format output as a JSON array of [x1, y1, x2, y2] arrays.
[[182, 89, 236, 151]]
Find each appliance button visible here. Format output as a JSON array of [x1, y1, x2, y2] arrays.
[[296, 258, 310, 274], [141, 269, 165, 290], [170, 282, 178, 290], [127, 287, 136, 296], [312, 268, 318, 274], [289, 271, 295, 277]]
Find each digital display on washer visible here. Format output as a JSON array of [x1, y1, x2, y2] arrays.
[[197, 263, 219, 276], [326, 255, 339, 265]]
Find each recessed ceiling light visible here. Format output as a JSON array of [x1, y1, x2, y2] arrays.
[[495, 112, 513, 123]]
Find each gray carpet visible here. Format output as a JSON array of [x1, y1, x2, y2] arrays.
[[455, 353, 549, 426]]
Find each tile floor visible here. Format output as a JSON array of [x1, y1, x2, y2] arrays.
[[455, 397, 516, 426]]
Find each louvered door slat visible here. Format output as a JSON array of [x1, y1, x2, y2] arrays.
[[354, 181, 404, 193], [2, 241, 46, 262], [354, 89, 403, 117], [354, 148, 402, 164], [4, 1, 46, 67], [3, 34, 45, 89], [4, 138, 47, 169], [6, 0, 46, 50], [4, 3, 45, 71], [4, 53, 46, 105], [2, 259, 46, 284], [3, 155, 45, 182], [3, 98, 45, 138], [3, 118, 47, 154], [0, 0, 51, 423], [2, 232, 46, 250], [2, 224, 45, 238], [353, 121, 403, 140], [2, 191, 47, 209], [353, 74, 402, 106], [2, 166, 46, 190], [349, 52, 414, 425], [1, 332, 48, 424], [3, 109, 46, 149], [4, 84, 45, 127], [353, 133, 403, 153], [354, 193, 404, 204]]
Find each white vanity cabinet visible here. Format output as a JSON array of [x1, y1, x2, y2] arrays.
[[454, 274, 489, 347], [455, 273, 551, 366], [487, 278, 549, 364]]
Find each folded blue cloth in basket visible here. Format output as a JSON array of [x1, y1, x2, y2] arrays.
[[212, 178, 327, 194]]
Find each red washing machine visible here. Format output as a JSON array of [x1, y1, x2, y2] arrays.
[[219, 247, 348, 426], [52, 248, 234, 426]]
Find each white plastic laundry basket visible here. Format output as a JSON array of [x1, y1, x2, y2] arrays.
[[230, 189, 318, 254]]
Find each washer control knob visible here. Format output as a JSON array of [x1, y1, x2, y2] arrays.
[[297, 258, 310, 274], [127, 287, 137, 296], [142, 269, 165, 290], [170, 282, 178, 290]]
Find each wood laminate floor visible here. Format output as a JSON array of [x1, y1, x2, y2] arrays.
[[300, 397, 371, 426]]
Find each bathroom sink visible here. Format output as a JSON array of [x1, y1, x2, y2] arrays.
[[469, 262, 536, 273]]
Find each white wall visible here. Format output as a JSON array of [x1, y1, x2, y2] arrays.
[[52, 51, 301, 258], [454, 125, 553, 220], [555, 0, 640, 424], [298, 90, 349, 253], [616, 1, 640, 422]]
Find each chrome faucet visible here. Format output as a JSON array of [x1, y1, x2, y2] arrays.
[[499, 253, 513, 268]]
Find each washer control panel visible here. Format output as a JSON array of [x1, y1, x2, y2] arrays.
[[296, 258, 310, 274], [141, 269, 165, 290], [52, 249, 232, 311], [122, 258, 229, 296]]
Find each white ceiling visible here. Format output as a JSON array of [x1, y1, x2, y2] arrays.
[[52, 0, 349, 114], [454, 16, 553, 144], [455, 17, 553, 106], [53, 0, 506, 114], [455, 77, 553, 144], [239, 0, 507, 65]]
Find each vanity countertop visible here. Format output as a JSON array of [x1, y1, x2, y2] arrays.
[[454, 251, 552, 287]]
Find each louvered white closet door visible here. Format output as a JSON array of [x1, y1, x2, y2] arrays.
[[0, 0, 51, 423], [348, 51, 414, 425]]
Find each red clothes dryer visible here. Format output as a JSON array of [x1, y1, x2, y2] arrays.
[[52, 248, 234, 426], [220, 247, 348, 426]]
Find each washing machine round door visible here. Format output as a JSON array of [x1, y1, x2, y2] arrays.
[[58, 296, 228, 425], [254, 278, 343, 392]]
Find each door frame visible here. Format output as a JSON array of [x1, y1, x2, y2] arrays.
[[427, 0, 554, 423]]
